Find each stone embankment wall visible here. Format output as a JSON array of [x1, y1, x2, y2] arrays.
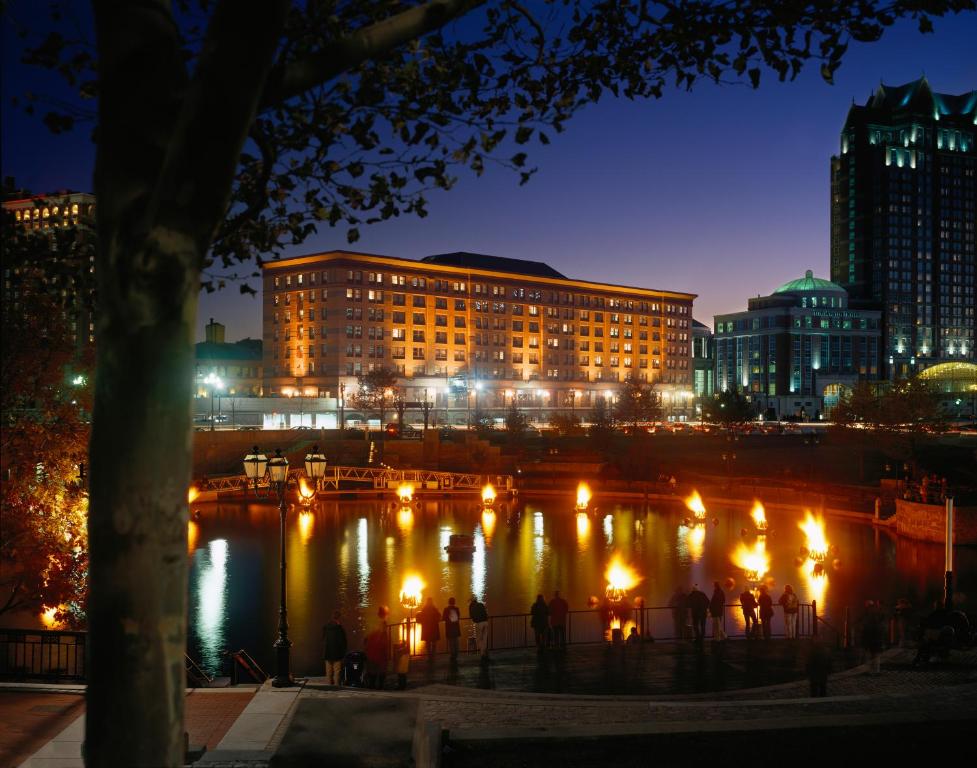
[[892, 499, 977, 545]]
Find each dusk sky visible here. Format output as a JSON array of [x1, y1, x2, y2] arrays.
[[3, 13, 975, 342]]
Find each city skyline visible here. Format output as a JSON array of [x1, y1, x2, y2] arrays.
[[3, 16, 974, 343]]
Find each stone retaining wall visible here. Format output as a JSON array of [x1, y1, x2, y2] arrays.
[[892, 498, 977, 545]]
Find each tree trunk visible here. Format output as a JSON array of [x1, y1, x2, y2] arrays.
[[86, 237, 198, 766]]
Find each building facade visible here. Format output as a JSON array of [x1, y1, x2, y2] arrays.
[[3, 192, 97, 354], [261, 251, 695, 422], [830, 78, 976, 379], [714, 271, 881, 420], [194, 319, 263, 397]]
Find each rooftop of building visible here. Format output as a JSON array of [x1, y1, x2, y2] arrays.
[[773, 270, 846, 295], [857, 77, 976, 119], [262, 250, 696, 300], [195, 338, 262, 361], [421, 251, 567, 279]]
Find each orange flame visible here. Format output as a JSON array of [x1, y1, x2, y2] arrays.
[[397, 483, 414, 503], [40, 605, 60, 628], [750, 501, 768, 531], [576, 482, 592, 511], [605, 555, 641, 600], [187, 486, 199, 505], [298, 476, 315, 501], [399, 574, 425, 611], [732, 538, 770, 583], [685, 490, 706, 520], [799, 511, 828, 561], [481, 483, 496, 505]]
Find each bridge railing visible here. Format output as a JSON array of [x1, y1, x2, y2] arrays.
[[195, 467, 512, 494]]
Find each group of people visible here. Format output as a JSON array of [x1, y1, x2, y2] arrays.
[[529, 591, 571, 650], [668, 582, 801, 644], [903, 473, 950, 505], [415, 594, 491, 664]]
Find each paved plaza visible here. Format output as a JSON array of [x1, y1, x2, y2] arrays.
[[7, 640, 976, 767]]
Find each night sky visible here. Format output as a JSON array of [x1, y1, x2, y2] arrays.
[[3, 12, 975, 342]]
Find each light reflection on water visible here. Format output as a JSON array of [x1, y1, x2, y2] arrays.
[[186, 498, 976, 676]]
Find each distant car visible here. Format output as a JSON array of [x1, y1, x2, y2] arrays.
[[385, 423, 421, 439], [291, 425, 315, 430], [237, 425, 261, 431]]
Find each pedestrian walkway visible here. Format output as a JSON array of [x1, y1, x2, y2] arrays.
[[10, 641, 977, 767], [10, 687, 256, 767]]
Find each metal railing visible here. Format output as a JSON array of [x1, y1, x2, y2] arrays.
[[196, 466, 512, 494], [387, 602, 820, 657], [0, 629, 87, 682]]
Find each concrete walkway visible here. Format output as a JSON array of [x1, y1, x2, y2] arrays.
[[11, 641, 977, 767]]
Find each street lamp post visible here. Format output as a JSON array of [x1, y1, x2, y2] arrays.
[[204, 373, 224, 431], [267, 449, 295, 687], [304, 444, 327, 492], [243, 446, 268, 496]]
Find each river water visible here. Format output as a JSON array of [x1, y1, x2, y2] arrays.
[[187, 497, 975, 676]]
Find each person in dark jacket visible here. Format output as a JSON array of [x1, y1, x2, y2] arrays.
[[740, 588, 759, 638], [442, 597, 462, 664], [469, 595, 490, 659], [417, 597, 441, 663], [757, 585, 774, 640], [686, 585, 710, 646], [806, 642, 832, 696], [548, 590, 569, 649], [322, 610, 347, 685], [530, 594, 550, 650], [709, 582, 727, 642]]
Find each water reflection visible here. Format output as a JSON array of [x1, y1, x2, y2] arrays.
[[194, 539, 228, 672], [186, 499, 977, 676]]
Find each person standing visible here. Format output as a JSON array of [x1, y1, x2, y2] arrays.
[[740, 587, 758, 638], [758, 585, 774, 640], [417, 597, 441, 664], [668, 586, 688, 640], [469, 594, 490, 660], [806, 642, 832, 697], [322, 610, 347, 686], [548, 590, 569, 650], [364, 623, 389, 689], [778, 585, 800, 639], [709, 582, 727, 642], [530, 594, 550, 650], [442, 597, 462, 664], [686, 584, 710, 646]]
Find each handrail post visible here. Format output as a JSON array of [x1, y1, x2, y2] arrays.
[[812, 599, 818, 638]]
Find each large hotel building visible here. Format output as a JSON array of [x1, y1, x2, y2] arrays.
[[261, 251, 695, 420], [830, 78, 975, 379]]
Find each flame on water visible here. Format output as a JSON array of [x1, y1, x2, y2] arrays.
[[576, 482, 592, 511], [750, 500, 768, 530], [188, 486, 199, 505], [732, 538, 770, 583], [397, 483, 414, 503], [481, 509, 496, 541], [605, 555, 641, 599], [803, 558, 828, 607], [685, 490, 706, 520], [396, 506, 413, 532], [481, 484, 496, 505], [298, 476, 315, 501], [187, 520, 199, 554], [399, 574, 425, 611], [298, 510, 314, 543], [799, 511, 828, 561]]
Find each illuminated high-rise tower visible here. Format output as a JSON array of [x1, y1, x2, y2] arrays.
[[830, 78, 975, 379]]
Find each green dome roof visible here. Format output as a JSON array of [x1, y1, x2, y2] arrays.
[[773, 270, 846, 294]]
